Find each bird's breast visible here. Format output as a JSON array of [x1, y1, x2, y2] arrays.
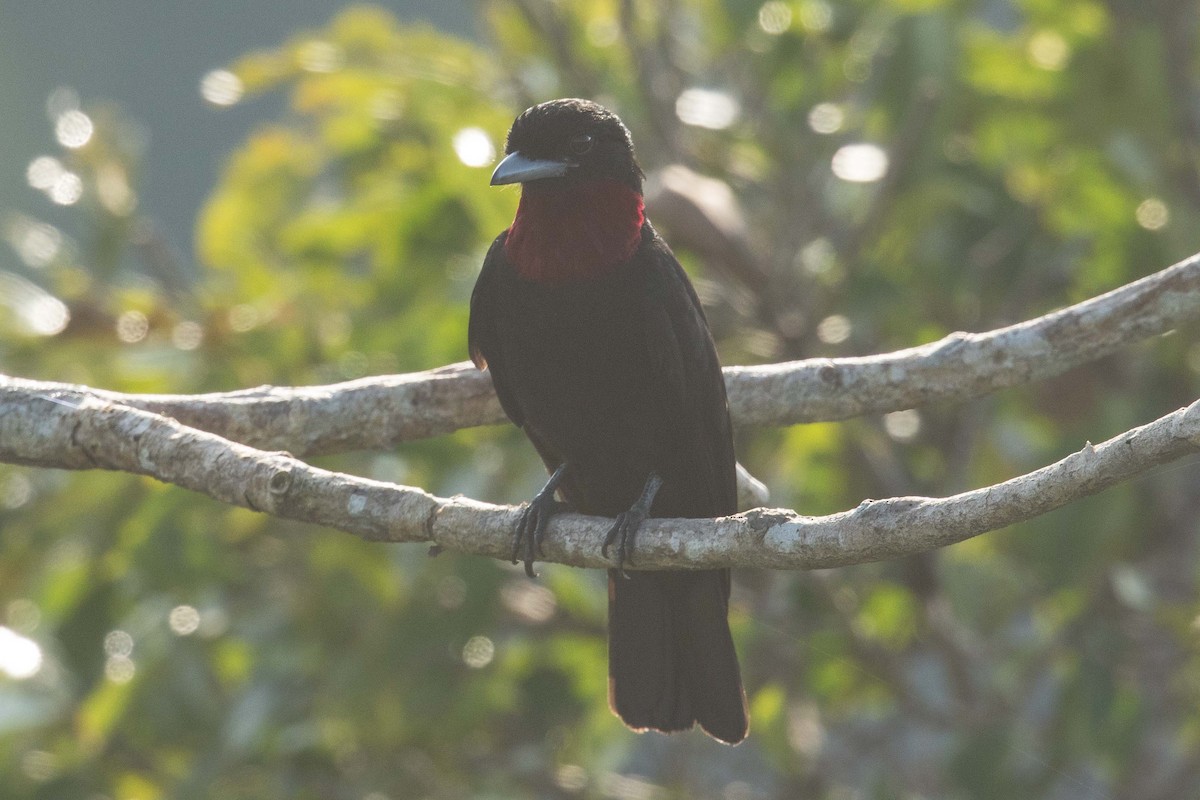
[[503, 179, 645, 284]]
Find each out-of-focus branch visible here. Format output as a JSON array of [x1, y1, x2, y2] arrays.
[[644, 164, 770, 293]]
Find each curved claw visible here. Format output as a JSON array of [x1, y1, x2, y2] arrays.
[[602, 472, 662, 578], [512, 496, 563, 578], [603, 509, 647, 579], [511, 464, 569, 579]]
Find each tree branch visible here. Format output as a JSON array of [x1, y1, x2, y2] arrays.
[[2, 251, 1197, 457], [3, 384, 1199, 570]]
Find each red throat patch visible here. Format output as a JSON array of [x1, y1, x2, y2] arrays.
[[503, 179, 645, 284]]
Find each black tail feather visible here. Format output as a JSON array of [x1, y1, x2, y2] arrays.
[[607, 569, 747, 744]]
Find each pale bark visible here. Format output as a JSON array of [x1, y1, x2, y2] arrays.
[[3, 383, 1198, 570]]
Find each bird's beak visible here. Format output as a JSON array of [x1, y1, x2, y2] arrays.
[[490, 151, 572, 185]]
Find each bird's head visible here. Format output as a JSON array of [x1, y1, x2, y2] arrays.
[[491, 98, 644, 193]]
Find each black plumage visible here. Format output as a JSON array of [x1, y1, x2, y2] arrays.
[[468, 98, 748, 743]]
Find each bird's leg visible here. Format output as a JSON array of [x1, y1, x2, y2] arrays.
[[603, 472, 663, 577], [513, 463, 569, 578]]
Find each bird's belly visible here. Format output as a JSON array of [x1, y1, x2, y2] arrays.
[[500, 285, 665, 514]]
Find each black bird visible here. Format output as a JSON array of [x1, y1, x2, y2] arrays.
[[468, 98, 748, 744]]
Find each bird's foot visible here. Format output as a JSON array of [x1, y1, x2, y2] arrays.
[[602, 472, 663, 578], [513, 464, 568, 578]]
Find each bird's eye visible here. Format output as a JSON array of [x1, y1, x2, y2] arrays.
[[569, 133, 595, 154]]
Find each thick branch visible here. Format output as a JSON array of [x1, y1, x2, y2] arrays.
[[3, 386, 1199, 570], [3, 252, 1197, 455]]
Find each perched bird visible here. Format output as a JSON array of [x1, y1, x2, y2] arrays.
[[468, 98, 748, 744]]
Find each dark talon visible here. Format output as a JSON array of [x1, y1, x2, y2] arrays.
[[512, 464, 568, 578], [604, 472, 663, 576]]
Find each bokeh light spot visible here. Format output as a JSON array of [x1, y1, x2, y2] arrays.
[[1135, 198, 1169, 231], [55, 109, 94, 149], [501, 580, 557, 623], [228, 304, 261, 332], [20, 751, 56, 782], [105, 655, 136, 683], [171, 321, 204, 350], [6, 598, 41, 633], [799, 0, 833, 32], [788, 701, 825, 756], [6, 217, 63, 268], [831, 143, 888, 182], [816, 314, 851, 344], [168, 605, 201, 636], [884, 409, 922, 442], [1, 474, 34, 510], [0, 273, 70, 336], [452, 127, 496, 168], [46, 86, 79, 119], [298, 40, 344, 73], [116, 310, 149, 343], [555, 765, 588, 792], [462, 635, 495, 668], [370, 89, 404, 122], [675, 88, 740, 130], [25, 296, 69, 336], [758, 1, 793, 35], [0, 626, 43, 679], [1028, 30, 1070, 71], [200, 69, 244, 106], [97, 165, 137, 216], [807, 102, 845, 134], [104, 629, 134, 657], [49, 172, 84, 206], [26, 156, 64, 190]]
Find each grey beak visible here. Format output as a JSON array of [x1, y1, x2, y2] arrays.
[[490, 151, 572, 185]]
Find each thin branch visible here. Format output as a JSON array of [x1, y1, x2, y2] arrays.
[[2, 251, 1198, 455], [3, 384, 1199, 570]]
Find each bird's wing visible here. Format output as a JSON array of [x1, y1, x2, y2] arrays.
[[468, 232, 524, 428], [641, 229, 738, 518]]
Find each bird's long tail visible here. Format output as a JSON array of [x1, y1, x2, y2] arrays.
[[607, 569, 748, 744]]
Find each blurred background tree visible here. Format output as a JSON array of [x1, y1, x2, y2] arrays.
[[3, 2, 1200, 798]]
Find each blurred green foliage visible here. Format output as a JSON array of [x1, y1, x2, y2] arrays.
[[3, 2, 1200, 798]]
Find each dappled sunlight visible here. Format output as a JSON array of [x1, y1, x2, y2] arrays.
[[830, 143, 888, 183], [25, 155, 64, 191], [0, 626, 42, 680], [3, 1, 1200, 797], [807, 102, 844, 134], [815, 313, 851, 344], [452, 126, 496, 168], [103, 630, 135, 684], [1136, 198, 1169, 231], [47, 170, 83, 206], [296, 39, 344, 74], [1, 474, 33, 509], [461, 635, 495, 668], [883, 409, 921, 443], [200, 68, 244, 106], [675, 88, 740, 130], [54, 109, 93, 149], [0, 272, 69, 336], [115, 310, 149, 343], [170, 320, 204, 350], [757, 1, 792, 36], [4, 215, 62, 268], [500, 579, 556, 623], [167, 605, 201, 636]]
